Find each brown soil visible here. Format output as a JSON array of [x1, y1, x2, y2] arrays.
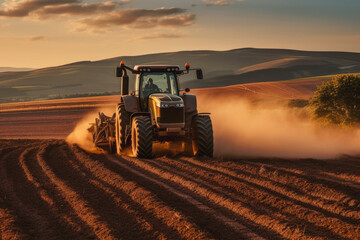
[[0, 140, 359, 240]]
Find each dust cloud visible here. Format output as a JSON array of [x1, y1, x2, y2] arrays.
[[198, 96, 360, 159], [67, 97, 360, 159], [66, 107, 114, 153]]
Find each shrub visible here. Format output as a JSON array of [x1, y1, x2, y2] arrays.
[[310, 74, 360, 125], [288, 99, 309, 108]]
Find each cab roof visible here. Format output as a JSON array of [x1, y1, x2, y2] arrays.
[[134, 65, 180, 72]]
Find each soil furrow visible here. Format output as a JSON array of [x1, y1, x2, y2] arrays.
[[36, 142, 117, 240], [19, 144, 98, 239], [0, 208, 26, 240], [223, 160, 360, 215], [70, 144, 212, 240], [141, 157, 347, 240], [0, 147, 57, 239], [121, 155, 360, 240], [110, 155, 278, 240], [62, 143, 182, 240], [124, 156, 334, 239], [244, 161, 359, 199], [0, 150, 28, 240], [182, 157, 359, 220], [319, 171, 360, 188], [177, 157, 359, 223], [176, 157, 359, 239], [1, 139, 359, 240], [240, 159, 360, 201]]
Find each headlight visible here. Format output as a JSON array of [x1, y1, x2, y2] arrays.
[[176, 103, 184, 107], [156, 102, 170, 108]]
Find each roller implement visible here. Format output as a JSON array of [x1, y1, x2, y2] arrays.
[[88, 61, 213, 158]]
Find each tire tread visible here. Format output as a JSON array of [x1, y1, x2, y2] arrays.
[[133, 117, 153, 158], [193, 115, 213, 157]]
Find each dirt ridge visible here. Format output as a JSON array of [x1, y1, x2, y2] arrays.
[[0, 140, 359, 240]]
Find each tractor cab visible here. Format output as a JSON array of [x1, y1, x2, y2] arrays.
[[133, 65, 180, 111]]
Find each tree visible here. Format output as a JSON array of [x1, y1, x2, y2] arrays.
[[310, 74, 360, 126]]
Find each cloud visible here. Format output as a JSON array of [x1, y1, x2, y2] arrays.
[[28, 35, 45, 41], [79, 8, 195, 30], [35, 2, 116, 17], [0, 0, 79, 17], [0, 1, 195, 34], [133, 32, 185, 41], [0, 0, 130, 18], [202, 0, 231, 6]]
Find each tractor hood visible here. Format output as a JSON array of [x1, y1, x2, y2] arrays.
[[148, 93, 185, 129], [149, 93, 184, 107]]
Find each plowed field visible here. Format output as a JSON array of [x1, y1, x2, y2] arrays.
[[1, 82, 360, 239], [0, 140, 359, 240]]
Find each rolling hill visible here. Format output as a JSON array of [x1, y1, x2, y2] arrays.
[[0, 48, 360, 102], [0, 67, 34, 73]]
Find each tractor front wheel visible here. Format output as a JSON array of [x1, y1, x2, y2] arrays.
[[131, 116, 153, 158], [188, 115, 214, 158]]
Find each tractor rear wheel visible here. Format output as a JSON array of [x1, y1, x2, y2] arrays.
[[131, 116, 153, 158], [115, 103, 130, 154], [190, 115, 213, 157]]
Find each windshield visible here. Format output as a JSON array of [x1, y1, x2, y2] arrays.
[[139, 72, 178, 110]]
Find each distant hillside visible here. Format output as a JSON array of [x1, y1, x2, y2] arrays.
[[192, 75, 333, 100], [0, 67, 34, 72], [1, 48, 360, 103]]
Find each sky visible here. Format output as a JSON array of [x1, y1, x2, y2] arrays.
[[0, 0, 359, 68]]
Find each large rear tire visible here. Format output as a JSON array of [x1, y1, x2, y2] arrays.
[[115, 103, 130, 154], [131, 116, 153, 158], [190, 115, 213, 157]]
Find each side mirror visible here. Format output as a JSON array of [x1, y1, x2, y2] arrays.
[[116, 67, 123, 77], [196, 69, 203, 79], [185, 88, 190, 92]]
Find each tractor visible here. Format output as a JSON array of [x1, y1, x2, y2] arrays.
[[88, 61, 213, 158]]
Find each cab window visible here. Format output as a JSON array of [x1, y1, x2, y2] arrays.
[[139, 72, 178, 110]]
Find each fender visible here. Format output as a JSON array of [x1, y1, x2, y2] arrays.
[[191, 112, 211, 120], [130, 112, 151, 122], [181, 94, 199, 129], [121, 95, 140, 112], [180, 94, 197, 112]]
